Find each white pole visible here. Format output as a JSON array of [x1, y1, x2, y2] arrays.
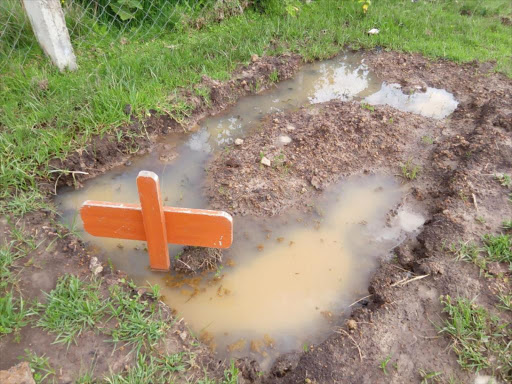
[[22, 0, 77, 71]]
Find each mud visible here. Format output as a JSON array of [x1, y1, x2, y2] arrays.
[[2, 50, 512, 383], [203, 51, 512, 383]]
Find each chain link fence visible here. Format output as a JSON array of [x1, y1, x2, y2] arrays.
[[0, 0, 246, 71]]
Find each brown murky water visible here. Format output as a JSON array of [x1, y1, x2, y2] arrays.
[[56, 51, 451, 366]]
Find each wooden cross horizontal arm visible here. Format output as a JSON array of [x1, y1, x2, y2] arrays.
[[80, 201, 233, 249], [79, 170, 233, 271]]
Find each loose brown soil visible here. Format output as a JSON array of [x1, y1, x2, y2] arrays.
[[205, 51, 512, 383], [2, 50, 512, 383]]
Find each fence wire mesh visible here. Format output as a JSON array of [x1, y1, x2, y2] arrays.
[[1, 0, 243, 71]]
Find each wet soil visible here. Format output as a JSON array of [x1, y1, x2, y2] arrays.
[[203, 51, 512, 383], [2, 50, 512, 383]]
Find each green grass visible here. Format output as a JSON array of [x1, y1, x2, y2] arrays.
[[0, 231, 40, 338], [450, 240, 484, 269], [0, 292, 35, 336], [451, 234, 512, 273], [37, 275, 107, 345], [23, 349, 56, 384], [104, 352, 238, 384], [497, 292, 512, 312], [400, 160, 421, 181], [495, 173, 512, 188], [418, 368, 443, 384], [439, 295, 512, 381], [379, 355, 392, 375], [105, 353, 179, 384], [0, 242, 23, 290], [1, 227, 41, 290], [105, 284, 169, 352], [482, 234, 511, 263], [1, 0, 511, 214]]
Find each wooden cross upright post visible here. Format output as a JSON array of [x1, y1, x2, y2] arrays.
[[80, 171, 233, 271]]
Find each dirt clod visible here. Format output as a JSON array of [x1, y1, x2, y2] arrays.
[[0, 362, 35, 384]]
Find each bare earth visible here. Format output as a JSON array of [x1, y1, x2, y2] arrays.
[[1, 50, 511, 383]]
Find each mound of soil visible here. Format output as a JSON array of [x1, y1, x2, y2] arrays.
[[203, 51, 512, 383]]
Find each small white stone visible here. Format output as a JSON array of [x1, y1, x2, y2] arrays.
[[278, 135, 292, 145], [89, 257, 103, 276], [286, 124, 296, 131], [261, 157, 271, 167], [234, 138, 244, 146], [368, 28, 380, 35]]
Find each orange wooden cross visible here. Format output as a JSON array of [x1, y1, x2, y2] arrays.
[[80, 171, 233, 271]]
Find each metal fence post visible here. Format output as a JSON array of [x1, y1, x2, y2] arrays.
[[21, 0, 77, 71]]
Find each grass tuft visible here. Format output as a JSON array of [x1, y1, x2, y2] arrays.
[[0, 292, 35, 337], [106, 284, 169, 352], [482, 233, 511, 263], [439, 295, 511, 381], [37, 275, 107, 345], [22, 349, 56, 384], [400, 160, 420, 181]]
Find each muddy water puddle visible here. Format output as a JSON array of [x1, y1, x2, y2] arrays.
[[57, 174, 424, 367], [56, 51, 448, 366], [151, 176, 424, 367]]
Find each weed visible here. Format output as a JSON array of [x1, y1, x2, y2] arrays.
[[75, 368, 95, 384], [379, 355, 392, 375], [450, 241, 481, 263], [400, 161, 421, 181], [497, 292, 512, 312], [360, 102, 375, 112], [146, 282, 161, 300], [302, 343, 309, 352], [158, 352, 188, 374], [421, 135, 434, 145], [195, 86, 211, 106], [482, 234, 511, 263], [0, 292, 35, 337], [107, 258, 115, 273], [106, 284, 169, 352], [214, 265, 224, 278], [37, 275, 106, 345], [105, 353, 160, 384], [439, 295, 511, 381], [475, 216, 486, 225], [502, 220, 512, 231], [458, 190, 469, 203], [273, 152, 290, 174], [495, 173, 512, 188], [174, 250, 184, 260], [269, 69, 279, 83], [0, 242, 23, 290], [105, 352, 196, 384], [23, 350, 56, 384], [197, 371, 217, 384], [418, 369, 443, 384], [222, 360, 240, 384]]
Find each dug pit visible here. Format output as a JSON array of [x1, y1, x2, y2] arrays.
[[56, 51, 464, 368]]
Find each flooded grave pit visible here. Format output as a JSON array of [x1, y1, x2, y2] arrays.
[[57, 52, 456, 367]]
